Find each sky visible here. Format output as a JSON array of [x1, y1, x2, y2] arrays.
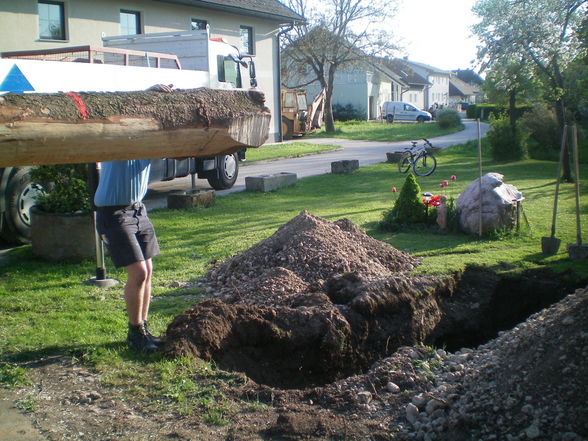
[[390, 0, 481, 71]]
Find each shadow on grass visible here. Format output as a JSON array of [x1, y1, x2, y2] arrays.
[[2, 341, 166, 366]]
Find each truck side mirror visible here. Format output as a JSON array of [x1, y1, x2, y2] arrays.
[[249, 61, 257, 87]]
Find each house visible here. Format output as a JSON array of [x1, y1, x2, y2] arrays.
[[449, 75, 479, 109], [381, 58, 430, 110], [299, 58, 409, 121], [399, 59, 451, 110], [0, 0, 304, 141], [452, 69, 484, 103]]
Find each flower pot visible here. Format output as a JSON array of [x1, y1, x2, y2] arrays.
[[31, 207, 95, 263]]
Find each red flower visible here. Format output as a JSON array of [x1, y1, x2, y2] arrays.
[[423, 194, 444, 207], [451, 175, 457, 181], [443, 180, 449, 186], [392, 187, 397, 193], [439, 183, 445, 188]]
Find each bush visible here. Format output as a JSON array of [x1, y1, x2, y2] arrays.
[[519, 103, 561, 161], [466, 104, 532, 121], [332, 103, 366, 121], [436, 108, 462, 129], [30, 164, 91, 213], [487, 114, 529, 162], [380, 174, 426, 229]]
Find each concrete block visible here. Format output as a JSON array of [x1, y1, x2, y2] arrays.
[[167, 189, 215, 209], [331, 159, 359, 174], [245, 172, 297, 192], [386, 152, 404, 163]]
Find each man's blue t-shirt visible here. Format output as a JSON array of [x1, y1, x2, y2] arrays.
[[94, 160, 151, 207]]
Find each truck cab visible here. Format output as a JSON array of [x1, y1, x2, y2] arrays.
[[281, 89, 309, 140]]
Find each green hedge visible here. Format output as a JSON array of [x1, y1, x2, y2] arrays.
[[466, 104, 532, 121]]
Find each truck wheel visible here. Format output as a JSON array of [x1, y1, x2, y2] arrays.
[[282, 116, 294, 140], [416, 115, 425, 123], [207, 153, 238, 190], [386, 114, 394, 123], [1, 168, 44, 244]]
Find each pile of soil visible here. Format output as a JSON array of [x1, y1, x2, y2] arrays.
[[164, 211, 454, 388], [204, 210, 420, 305]]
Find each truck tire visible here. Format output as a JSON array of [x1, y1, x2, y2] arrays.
[[416, 115, 425, 123], [1, 168, 44, 244], [206, 153, 238, 190], [386, 114, 394, 123], [282, 116, 294, 140]]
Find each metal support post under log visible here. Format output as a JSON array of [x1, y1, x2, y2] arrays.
[[84, 163, 119, 288]]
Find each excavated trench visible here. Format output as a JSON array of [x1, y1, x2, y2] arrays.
[[164, 267, 582, 389], [162, 212, 584, 390]]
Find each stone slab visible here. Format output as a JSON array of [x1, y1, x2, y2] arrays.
[[167, 189, 215, 209], [331, 160, 359, 174], [245, 172, 297, 192], [386, 152, 403, 163]]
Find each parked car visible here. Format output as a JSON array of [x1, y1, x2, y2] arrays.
[[382, 101, 432, 123]]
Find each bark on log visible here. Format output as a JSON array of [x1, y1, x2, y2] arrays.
[[0, 88, 271, 166]]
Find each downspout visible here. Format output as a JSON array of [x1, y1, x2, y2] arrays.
[[276, 23, 295, 142]]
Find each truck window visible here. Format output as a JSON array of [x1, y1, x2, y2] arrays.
[[217, 55, 242, 88], [296, 94, 307, 110], [284, 92, 297, 108]]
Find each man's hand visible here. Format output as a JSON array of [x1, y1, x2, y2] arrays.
[[148, 84, 174, 93]]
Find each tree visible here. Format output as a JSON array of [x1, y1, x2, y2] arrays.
[[472, 0, 587, 180], [280, 0, 398, 133], [563, 16, 588, 121], [482, 58, 538, 132]]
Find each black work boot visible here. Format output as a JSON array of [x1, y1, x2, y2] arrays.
[[143, 320, 165, 348], [126, 323, 158, 353]]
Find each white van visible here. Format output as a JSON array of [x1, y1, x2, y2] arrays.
[[382, 101, 432, 123]]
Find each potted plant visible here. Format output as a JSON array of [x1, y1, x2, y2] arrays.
[[29, 164, 95, 262]]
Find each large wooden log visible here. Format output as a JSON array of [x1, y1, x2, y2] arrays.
[[0, 88, 271, 166]]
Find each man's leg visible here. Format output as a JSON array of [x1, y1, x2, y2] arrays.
[[140, 258, 153, 323], [124, 260, 149, 326], [124, 259, 158, 352]]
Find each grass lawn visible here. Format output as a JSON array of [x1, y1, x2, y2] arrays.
[[245, 141, 340, 162], [308, 120, 464, 141], [1, 137, 587, 418]]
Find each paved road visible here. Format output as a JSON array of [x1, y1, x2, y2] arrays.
[[145, 119, 489, 210]]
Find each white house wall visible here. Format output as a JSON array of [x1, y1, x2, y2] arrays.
[[427, 74, 449, 108], [401, 89, 425, 110], [0, 0, 283, 140]]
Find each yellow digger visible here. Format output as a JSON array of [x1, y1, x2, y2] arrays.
[[280, 89, 324, 140]]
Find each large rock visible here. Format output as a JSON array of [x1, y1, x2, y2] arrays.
[[456, 173, 521, 235]]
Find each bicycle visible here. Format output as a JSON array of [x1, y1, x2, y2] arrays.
[[397, 138, 437, 176]]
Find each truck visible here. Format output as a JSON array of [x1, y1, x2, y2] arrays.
[[0, 29, 263, 244], [382, 101, 432, 123]]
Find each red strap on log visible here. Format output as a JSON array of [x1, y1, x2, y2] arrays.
[[65, 92, 89, 119]]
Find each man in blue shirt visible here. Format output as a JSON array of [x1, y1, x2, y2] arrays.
[[94, 159, 162, 352]]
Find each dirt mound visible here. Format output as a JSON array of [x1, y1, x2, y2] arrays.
[[205, 210, 420, 304], [164, 211, 451, 387]]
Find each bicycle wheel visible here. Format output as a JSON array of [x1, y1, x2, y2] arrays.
[[398, 153, 412, 173], [413, 153, 437, 176]]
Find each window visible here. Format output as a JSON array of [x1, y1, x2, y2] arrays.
[[191, 18, 207, 30], [217, 55, 241, 88], [120, 10, 141, 35], [38, 1, 65, 40], [240, 25, 254, 54]]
